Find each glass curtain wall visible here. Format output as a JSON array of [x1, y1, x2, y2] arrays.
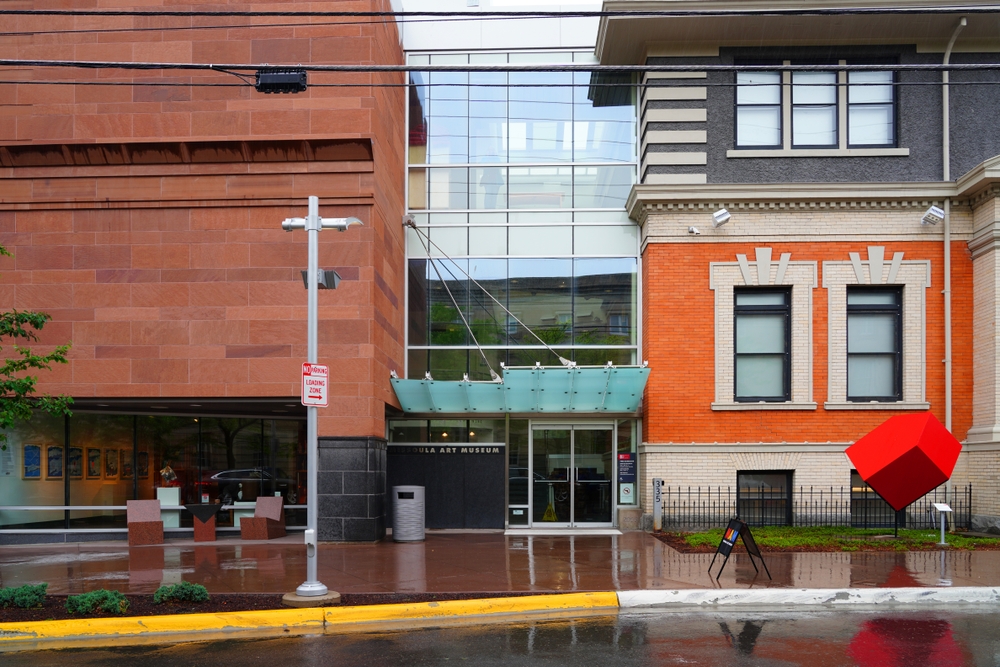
[[407, 51, 639, 380], [1, 413, 306, 530]]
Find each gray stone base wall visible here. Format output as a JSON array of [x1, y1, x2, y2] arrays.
[[317, 436, 387, 542]]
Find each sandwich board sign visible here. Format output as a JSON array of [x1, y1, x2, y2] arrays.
[[301, 363, 329, 408], [708, 518, 771, 581]]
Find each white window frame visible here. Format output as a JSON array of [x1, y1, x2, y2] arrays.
[[711, 248, 818, 411], [822, 246, 930, 410]]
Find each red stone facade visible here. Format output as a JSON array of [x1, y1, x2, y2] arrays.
[[0, 1, 406, 438]]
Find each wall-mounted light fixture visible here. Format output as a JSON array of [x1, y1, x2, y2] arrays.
[[688, 226, 701, 235], [922, 206, 945, 225], [713, 208, 732, 227], [255, 69, 307, 94]]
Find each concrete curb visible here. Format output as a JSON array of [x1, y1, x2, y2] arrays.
[[618, 587, 1000, 608], [0, 592, 619, 647]]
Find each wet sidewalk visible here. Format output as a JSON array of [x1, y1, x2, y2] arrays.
[[2, 532, 999, 596]]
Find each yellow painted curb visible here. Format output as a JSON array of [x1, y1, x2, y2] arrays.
[[324, 592, 620, 626], [0, 607, 325, 643], [0, 593, 619, 645]]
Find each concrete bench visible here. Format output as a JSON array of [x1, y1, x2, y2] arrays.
[[239, 496, 286, 540], [127, 499, 164, 546]]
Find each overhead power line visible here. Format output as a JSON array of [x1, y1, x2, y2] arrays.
[[1, 6, 998, 18], [3, 59, 1000, 74]]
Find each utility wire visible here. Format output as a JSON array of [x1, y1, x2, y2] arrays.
[[3, 59, 1000, 74], [2, 7, 998, 17]]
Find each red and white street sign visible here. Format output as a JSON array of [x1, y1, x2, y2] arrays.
[[301, 363, 329, 407]]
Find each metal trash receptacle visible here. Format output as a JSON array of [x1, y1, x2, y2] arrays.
[[392, 485, 425, 542]]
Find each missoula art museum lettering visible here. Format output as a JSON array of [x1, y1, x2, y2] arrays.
[[389, 446, 503, 455]]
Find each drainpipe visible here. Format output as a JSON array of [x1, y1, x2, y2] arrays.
[[942, 17, 966, 516]]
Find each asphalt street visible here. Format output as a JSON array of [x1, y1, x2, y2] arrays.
[[4, 608, 998, 666]]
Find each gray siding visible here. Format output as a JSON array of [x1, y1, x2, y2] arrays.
[[643, 47, 1000, 185]]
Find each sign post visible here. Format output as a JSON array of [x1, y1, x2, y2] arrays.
[[652, 478, 663, 532], [281, 196, 361, 600]]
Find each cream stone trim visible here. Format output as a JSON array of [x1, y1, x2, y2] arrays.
[[822, 246, 930, 409], [643, 130, 707, 144], [726, 148, 910, 158], [640, 443, 850, 454], [711, 249, 818, 411], [642, 87, 707, 101], [644, 152, 707, 166], [643, 173, 708, 185], [824, 402, 930, 410], [711, 402, 818, 410], [642, 107, 707, 123], [642, 71, 707, 83]]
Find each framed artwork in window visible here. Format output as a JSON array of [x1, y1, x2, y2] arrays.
[[86, 448, 102, 479], [46, 445, 63, 480], [120, 450, 134, 480], [104, 448, 119, 479], [137, 452, 149, 479], [23, 444, 42, 480], [68, 447, 83, 479]]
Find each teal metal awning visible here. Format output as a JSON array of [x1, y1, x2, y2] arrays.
[[390, 365, 650, 414]]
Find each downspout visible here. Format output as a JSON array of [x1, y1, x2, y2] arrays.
[[942, 17, 966, 514]]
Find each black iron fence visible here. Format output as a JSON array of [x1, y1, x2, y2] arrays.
[[661, 484, 972, 531]]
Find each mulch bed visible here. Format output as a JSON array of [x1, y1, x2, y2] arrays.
[[0, 591, 543, 624], [653, 531, 1000, 554]]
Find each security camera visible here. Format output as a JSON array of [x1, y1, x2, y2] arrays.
[[713, 208, 731, 227], [688, 227, 701, 235], [921, 206, 944, 226]]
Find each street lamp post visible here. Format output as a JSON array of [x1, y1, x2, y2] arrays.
[[282, 195, 362, 598]]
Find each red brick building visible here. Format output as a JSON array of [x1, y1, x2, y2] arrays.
[[0, 1, 406, 541]]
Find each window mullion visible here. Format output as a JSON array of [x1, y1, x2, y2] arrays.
[[837, 61, 847, 150], [781, 62, 791, 150]]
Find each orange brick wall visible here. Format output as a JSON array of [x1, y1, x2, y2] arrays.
[[0, 1, 406, 438], [642, 240, 974, 444]]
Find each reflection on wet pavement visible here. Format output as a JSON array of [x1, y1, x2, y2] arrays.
[[2, 532, 999, 595]]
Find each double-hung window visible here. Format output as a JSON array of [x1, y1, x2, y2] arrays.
[[847, 287, 902, 401], [792, 71, 837, 147], [734, 289, 790, 402], [734, 62, 897, 151], [848, 70, 895, 146], [735, 71, 782, 148]]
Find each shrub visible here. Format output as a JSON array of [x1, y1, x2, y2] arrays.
[[0, 583, 48, 609], [153, 581, 210, 604], [66, 589, 130, 615]]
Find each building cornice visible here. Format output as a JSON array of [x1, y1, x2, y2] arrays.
[[627, 182, 959, 225]]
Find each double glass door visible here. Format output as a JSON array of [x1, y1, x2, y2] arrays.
[[530, 425, 613, 526]]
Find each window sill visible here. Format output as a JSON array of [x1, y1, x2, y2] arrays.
[[712, 402, 817, 411], [824, 401, 930, 411], [726, 148, 910, 159]]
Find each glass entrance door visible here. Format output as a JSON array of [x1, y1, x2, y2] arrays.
[[530, 425, 613, 527]]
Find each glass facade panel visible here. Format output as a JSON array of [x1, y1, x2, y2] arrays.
[[406, 50, 639, 377], [574, 258, 636, 346], [2, 413, 305, 531], [509, 259, 573, 346], [573, 165, 634, 209]]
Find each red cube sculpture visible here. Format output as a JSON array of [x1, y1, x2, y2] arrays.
[[846, 412, 961, 511]]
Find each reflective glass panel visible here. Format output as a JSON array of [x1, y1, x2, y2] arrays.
[[427, 259, 469, 346], [848, 355, 895, 397], [389, 420, 429, 443], [0, 412, 66, 529], [735, 356, 785, 398], [470, 70, 508, 163], [469, 258, 507, 346], [848, 291, 898, 305], [572, 71, 636, 163], [408, 72, 429, 164], [736, 314, 785, 353], [428, 349, 469, 381], [849, 71, 893, 103], [532, 429, 571, 523], [427, 71, 468, 164], [427, 168, 469, 210], [508, 166, 572, 209], [793, 106, 837, 146], [573, 165, 634, 209], [408, 259, 429, 345], [508, 259, 573, 346], [574, 258, 636, 345], [736, 292, 786, 306], [470, 166, 507, 210], [509, 71, 573, 163], [737, 107, 781, 147], [848, 313, 896, 353], [849, 105, 893, 146], [736, 71, 781, 104], [792, 71, 837, 104]]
